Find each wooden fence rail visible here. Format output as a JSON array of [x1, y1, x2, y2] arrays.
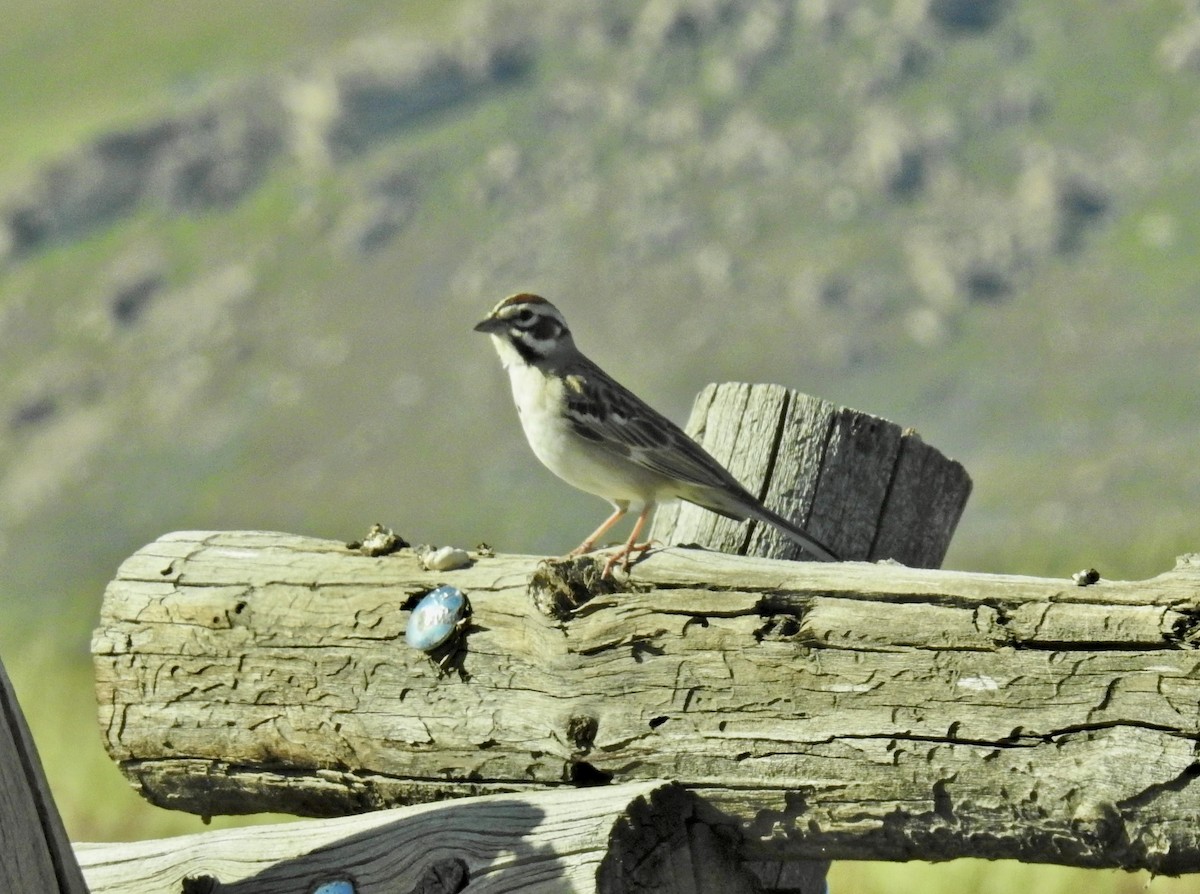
[[93, 531, 1200, 878], [76, 780, 771, 894], [15, 382, 1195, 893]]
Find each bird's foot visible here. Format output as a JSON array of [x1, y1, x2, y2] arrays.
[[600, 539, 658, 578]]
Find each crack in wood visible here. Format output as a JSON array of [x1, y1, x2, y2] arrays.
[[1115, 762, 1200, 811], [1167, 608, 1200, 648], [96, 534, 1200, 872]]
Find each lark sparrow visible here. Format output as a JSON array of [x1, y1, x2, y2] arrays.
[[474, 293, 838, 575]]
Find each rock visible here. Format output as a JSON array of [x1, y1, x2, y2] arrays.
[[8, 395, 58, 431], [927, 0, 1008, 34], [148, 88, 287, 210], [1160, 16, 1200, 73], [1015, 151, 1109, 255], [322, 36, 532, 159], [854, 111, 928, 199], [109, 274, 165, 327], [0, 30, 531, 257], [0, 87, 286, 257], [335, 169, 421, 254], [6, 358, 105, 434], [104, 250, 170, 328], [472, 143, 523, 205], [0, 122, 173, 254]]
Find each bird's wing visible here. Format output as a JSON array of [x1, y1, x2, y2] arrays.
[[561, 361, 751, 500], [560, 359, 839, 560]]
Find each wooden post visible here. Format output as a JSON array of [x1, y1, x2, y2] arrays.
[[649, 384, 970, 890], [94, 534, 1200, 876], [0, 654, 90, 893], [649, 384, 971, 566]]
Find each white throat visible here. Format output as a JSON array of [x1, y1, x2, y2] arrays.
[[488, 333, 526, 370]]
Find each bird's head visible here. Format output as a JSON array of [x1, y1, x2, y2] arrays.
[[474, 293, 576, 367]]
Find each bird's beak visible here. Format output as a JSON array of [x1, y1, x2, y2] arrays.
[[473, 315, 503, 334]]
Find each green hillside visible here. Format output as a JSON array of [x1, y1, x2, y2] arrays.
[[1, 1, 1198, 888]]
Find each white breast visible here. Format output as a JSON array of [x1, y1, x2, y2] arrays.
[[498, 353, 661, 506]]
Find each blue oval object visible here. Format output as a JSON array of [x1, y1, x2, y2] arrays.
[[406, 585, 470, 651], [311, 880, 356, 894]]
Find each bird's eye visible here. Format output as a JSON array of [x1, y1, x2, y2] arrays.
[[516, 308, 534, 324]]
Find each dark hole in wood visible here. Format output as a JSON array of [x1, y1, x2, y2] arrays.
[[183, 874, 219, 893], [403, 858, 469, 894], [570, 760, 614, 787], [631, 640, 664, 662], [567, 714, 598, 751]]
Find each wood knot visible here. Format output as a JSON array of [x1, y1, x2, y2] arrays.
[[566, 714, 598, 753], [1071, 800, 1126, 849], [403, 858, 469, 894]]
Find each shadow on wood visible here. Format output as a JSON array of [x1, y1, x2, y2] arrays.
[[77, 781, 758, 894]]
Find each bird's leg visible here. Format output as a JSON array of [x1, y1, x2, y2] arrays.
[[601, 503, 657, 578], [570, 504, 628, 557]]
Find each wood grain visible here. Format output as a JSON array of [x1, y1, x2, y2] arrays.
[[647, 384, 970, 567], [93, 531, 1200, 874], [76, 780, 757, 893], [0, 656, 90, 893]]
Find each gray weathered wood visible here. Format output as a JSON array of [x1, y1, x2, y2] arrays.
[[0, 655, 91, 893], [76, 780, 756, 894], [648, 384, 971, 567], [652, 386, 881, 893], [94, 531, 1200, 874]]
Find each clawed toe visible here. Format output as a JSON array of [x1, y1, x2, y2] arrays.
[[600, 539, 657, 578], [568, 504, 659, 579]]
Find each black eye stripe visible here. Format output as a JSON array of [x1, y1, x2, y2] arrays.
[[505, 311, 561, 338], [529, 315, 560, 340], [510, 335, 542, 364]]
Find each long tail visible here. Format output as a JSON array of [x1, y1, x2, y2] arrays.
[[748, 503, 839, 561]]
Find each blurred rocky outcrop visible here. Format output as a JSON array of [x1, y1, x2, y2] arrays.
[[0, 0, 1122, 324], [0, 32, 531, 262], [1, 87, 287, 258]]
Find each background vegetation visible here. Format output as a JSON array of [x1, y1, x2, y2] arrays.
[[1, 1, 1197, 890]]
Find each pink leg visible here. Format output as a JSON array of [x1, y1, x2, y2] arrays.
[[570, 503, 628, 557], [601, 503, 657, 577]]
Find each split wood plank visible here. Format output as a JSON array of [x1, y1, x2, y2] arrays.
[[75, 780, 755, 894], [0, 655, 90, 893]]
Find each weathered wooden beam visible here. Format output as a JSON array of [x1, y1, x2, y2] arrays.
[[94, 532, 1200, 874], [0, 655, 90, 893], [649, 383, 971, 567], [76, 780, 758, 894]]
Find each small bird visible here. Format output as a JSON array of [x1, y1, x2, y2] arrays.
[[474, 293, 838, 575]]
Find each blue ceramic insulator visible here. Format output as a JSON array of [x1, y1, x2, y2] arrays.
[[406, 585, 470, 651]]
